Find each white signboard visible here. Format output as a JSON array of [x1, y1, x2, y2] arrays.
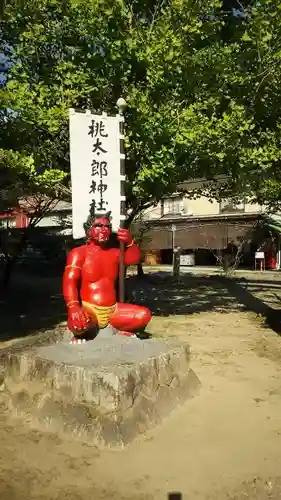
[[69, 108, 125, 239], [180, 254, 195, 266], [255, 252, 265, 259]]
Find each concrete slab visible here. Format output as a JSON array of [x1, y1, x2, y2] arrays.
[[0, 329, 200, 447]]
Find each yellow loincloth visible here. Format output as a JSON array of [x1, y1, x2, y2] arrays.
[[82, 302, 116, 329]]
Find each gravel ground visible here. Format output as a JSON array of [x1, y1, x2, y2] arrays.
[[1, 271, 281, 499]]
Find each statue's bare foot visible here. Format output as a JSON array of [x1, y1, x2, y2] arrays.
[[107, 325, 137, 338], [69, 337, 87, 344], [115, 330, 137, 338], [69, 327, 137, 343]]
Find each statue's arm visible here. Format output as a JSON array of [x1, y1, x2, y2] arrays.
[[62, 247, 85, 307], [124, 241, 141, 266]]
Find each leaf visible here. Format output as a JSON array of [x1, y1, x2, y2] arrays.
[[241, 31, 251, 42]]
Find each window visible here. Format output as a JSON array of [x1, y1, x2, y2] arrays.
[[219, 199, 245, 214], [163, 196, 184, 215], [0, 218, 16, 228], [9, 219, 16, 228]]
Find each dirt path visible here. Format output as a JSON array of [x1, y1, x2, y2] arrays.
[[2, 309, 281, 499], [2, 273, 281, 499]]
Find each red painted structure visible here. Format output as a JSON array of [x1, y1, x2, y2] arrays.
[[0, 209, 29, 228], [266, 250, 277, 270], [63, 216, 151, 342]]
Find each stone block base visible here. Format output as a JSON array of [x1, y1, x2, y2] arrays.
[[0, 330, 200, 447]]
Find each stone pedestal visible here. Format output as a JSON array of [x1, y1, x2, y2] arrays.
[[0, 329, 200, 447]]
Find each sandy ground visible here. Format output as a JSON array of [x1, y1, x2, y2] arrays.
[[2, 273, 281, 499]]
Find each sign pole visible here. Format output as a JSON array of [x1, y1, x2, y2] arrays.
[[117, 98, 127, 303], [118, 227, 125, 302]]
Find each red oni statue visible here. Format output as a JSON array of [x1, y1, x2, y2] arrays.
[[63, 216, 151, 342]]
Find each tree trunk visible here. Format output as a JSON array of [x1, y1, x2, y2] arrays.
[[1, 229, 29, 292], [137, 263, 144, 278], [1, 255, 17, 292]]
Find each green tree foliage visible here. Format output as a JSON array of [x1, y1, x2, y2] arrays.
[[202, 0, 281, 210], [0, 148, 67, 211], [1, 0, 281, 218], [0, 147, 67, 288]]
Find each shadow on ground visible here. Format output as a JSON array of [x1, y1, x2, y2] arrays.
[[127, 271, 281, 336], [127, 273, 239, 316], [1, 268, 281, 344], [0, 271, 66, 342], [222, 276, 281, 335]]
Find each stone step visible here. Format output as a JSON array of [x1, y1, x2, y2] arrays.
[[0, 329, 200, 448]]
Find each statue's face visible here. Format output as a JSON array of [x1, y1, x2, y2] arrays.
[[89, 217, 111, 244]]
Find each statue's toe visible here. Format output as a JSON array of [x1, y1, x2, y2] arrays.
[[116, 331, 137, 338], [69, 337, 87, 345]]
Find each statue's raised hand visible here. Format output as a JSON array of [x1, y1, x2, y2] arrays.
[[117, 228, 133, 246]]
